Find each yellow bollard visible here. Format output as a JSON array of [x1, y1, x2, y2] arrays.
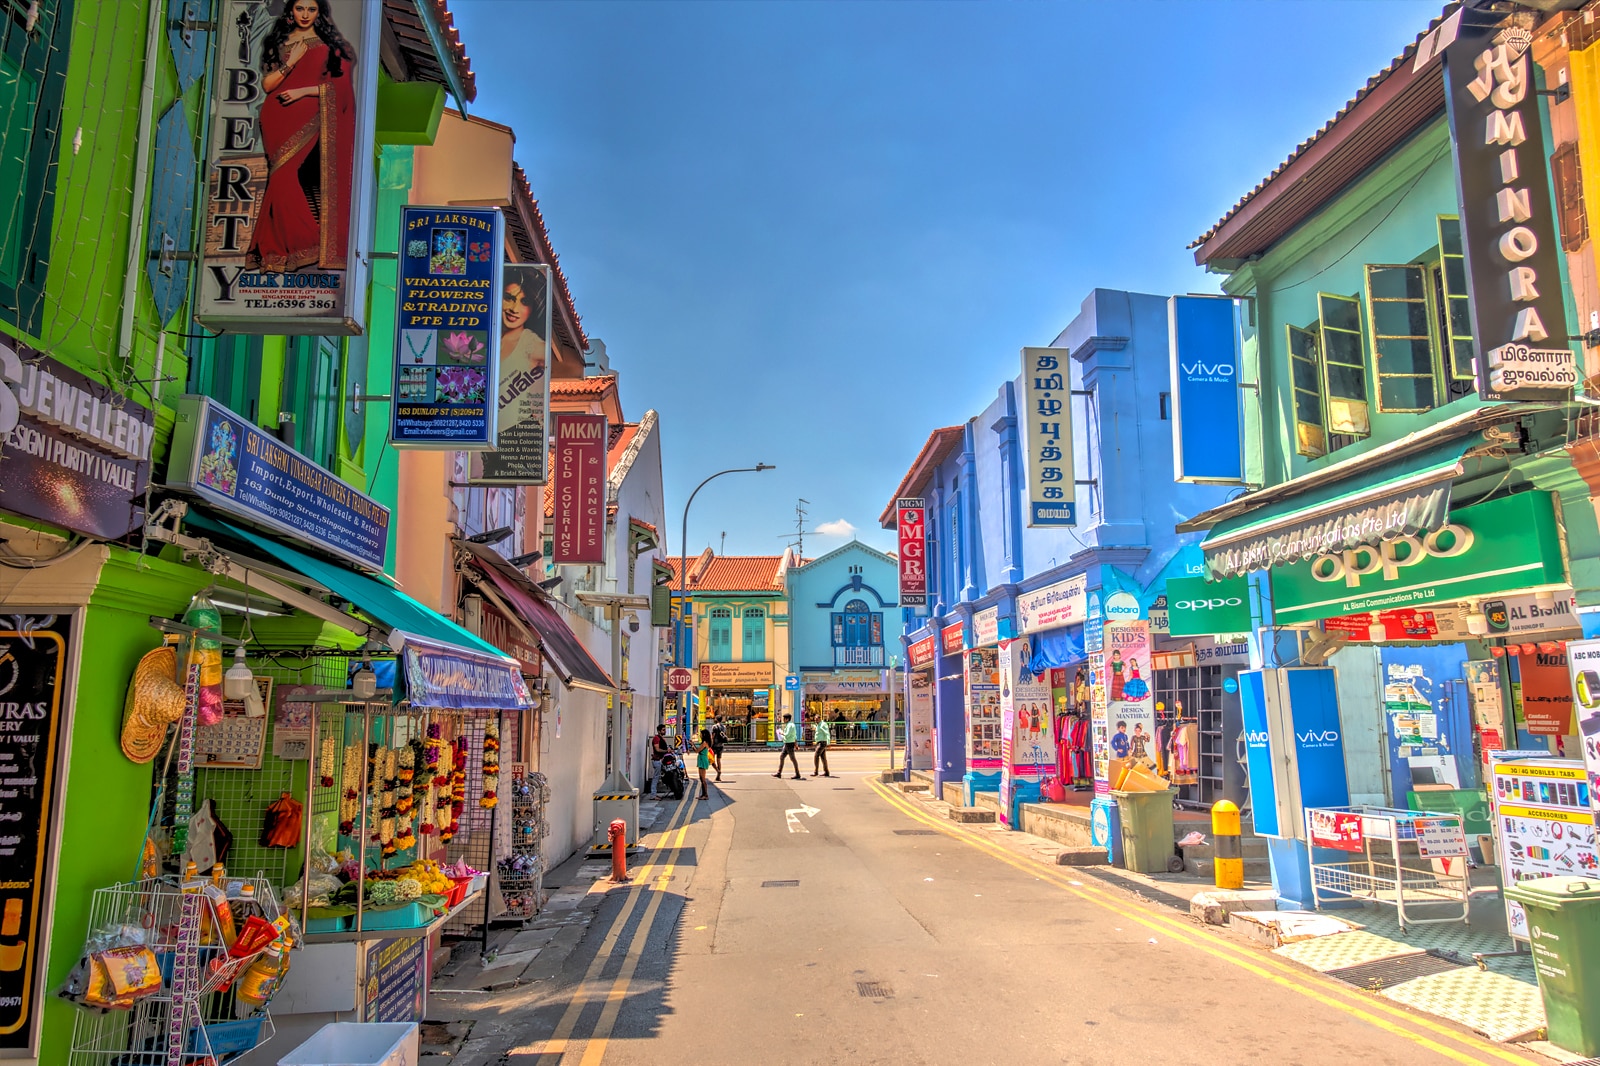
[[1211, 799, 1244, 890]]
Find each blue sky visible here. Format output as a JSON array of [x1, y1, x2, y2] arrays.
[[452, 0, 1442, 558]]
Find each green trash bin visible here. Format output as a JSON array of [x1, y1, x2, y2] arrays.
[[1504, 876, 1600, 1057], [1111, 788, 1177, 875]]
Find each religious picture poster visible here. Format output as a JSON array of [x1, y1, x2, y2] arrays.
[[196, 0, 381, 334], [391, 206, 504, 448], [965, 647, 1001, 771], [1104, 620, 1156, 773], [1563, 638, 1600, 819], [908, 671, 934, 771], [475, 263, 552, 484]]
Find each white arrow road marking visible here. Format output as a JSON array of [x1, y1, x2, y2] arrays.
[[786, 804, 821, 833]]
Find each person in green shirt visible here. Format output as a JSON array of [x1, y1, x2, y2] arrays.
[[772, 713, 802, 780], [810, 713, 833, 777]]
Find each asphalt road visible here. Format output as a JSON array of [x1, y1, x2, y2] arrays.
[[498, 751, 1543, 1066]]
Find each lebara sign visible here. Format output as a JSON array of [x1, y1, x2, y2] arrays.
[[1168, 295, 1243, 484], [1270, 491, 1565, 626], [1440, 14, 1575, 400]]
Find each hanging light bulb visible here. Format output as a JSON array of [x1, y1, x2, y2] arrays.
[[351, 659, 378, 700], [224, 645, 254, 699]]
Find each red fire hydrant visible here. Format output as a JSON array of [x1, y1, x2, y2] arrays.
[[609, 818, 629, 882]]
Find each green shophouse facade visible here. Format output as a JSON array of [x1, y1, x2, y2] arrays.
[[0, 0, 473, 1057]]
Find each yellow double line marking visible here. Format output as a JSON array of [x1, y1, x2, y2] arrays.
[[867, 778, 1540, 1066], [509, 794, 702, 1064]]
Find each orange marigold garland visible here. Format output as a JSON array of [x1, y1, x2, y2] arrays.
[[479, 720, 500, 809]]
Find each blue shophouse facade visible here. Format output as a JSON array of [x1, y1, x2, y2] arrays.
[[785, 542, 905, 738], [884, 288, 1241, 821]]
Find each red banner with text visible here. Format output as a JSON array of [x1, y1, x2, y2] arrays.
[[897, 497, 927, 606]]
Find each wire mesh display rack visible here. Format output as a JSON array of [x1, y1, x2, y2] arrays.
[[1305, 805, 1471, 931], [67, 876, 283, 1065], [499, 767, 550, 921]]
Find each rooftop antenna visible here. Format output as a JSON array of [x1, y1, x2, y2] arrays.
[[774, 498, 813, 559], [719, 531, 726, 555]]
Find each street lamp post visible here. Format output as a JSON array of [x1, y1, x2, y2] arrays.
[[678, 464, 775, 740]]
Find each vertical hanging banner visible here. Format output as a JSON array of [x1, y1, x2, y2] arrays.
[[553, 413, 607, 564], [475, 263, 552, 483], [1168, 295, 1244, 484], [1442, 18, 1576, 399], [391, 206, 503, 448], [1021, 347, 1075, 526], [195, 0, 381, 334], [896, 498, 927, 606]]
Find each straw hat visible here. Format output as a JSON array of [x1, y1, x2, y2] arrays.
[[121, 639, 185, 764]]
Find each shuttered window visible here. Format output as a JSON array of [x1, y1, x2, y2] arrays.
[[1435, 216, 1476, 385], [187, 334, 265, 424], [283, 335, 343, 470], [1366, 264, 1437, 412], [1287, 325, 1326, 458], [1317, 293, 1370, 438], [708, 608, 732, 662], [741, 607, 765, 661], [1551, 143, 1587, 253]]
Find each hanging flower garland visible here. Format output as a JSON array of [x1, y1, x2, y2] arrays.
[[395, 739, 422, 851], [378, 746, 399, 857], [480, 720, 501, 809], [339, 743, 362, 835], [421, 722, 443, 837], [319, 736, 336, 788], [437, 738, 457, 842], [446, 735, 468, 840]]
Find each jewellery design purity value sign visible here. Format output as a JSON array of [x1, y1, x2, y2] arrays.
[[553, 413, 607, 564], [195, 0, 381, 334], [392, 206, 504, 448], [896, 498, 927, 606], [1021, 347, 1075, 526], [476, 263, 552, 484], [1442, 16, 1576, 400]]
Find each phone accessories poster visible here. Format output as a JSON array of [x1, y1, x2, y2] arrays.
[[1491, 755, 1597, 939], [1565, 638, 1600, 820]]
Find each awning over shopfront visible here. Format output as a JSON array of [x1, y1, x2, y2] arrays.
[[456, 540, 615, 694], [1196, 436, 1474, 579], [185, 512, 533, 709], [1026, 625, 1084, 674]]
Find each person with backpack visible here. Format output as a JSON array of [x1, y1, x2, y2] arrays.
[[709, 715, 727, 782]]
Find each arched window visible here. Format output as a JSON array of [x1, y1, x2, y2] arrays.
[[708, 607, 733, 662], [832, 598, 884, 664], [742, 606, 766, 661]]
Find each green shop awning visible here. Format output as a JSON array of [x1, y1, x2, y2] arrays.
[[1199, 436, 1475, 579], [185, 512, 531, 710]]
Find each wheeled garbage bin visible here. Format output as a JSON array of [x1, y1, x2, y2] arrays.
[[1111, 787, 1178, 875], [1504, 876, 1600, 1057]]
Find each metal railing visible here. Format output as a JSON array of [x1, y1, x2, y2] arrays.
[[834, 646, 885, 667]]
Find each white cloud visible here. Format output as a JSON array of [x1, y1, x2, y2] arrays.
[[814, 519, 857, 538]]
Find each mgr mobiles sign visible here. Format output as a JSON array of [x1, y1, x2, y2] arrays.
[[554, 413, 606, 564], [897, 497, 927, 606]]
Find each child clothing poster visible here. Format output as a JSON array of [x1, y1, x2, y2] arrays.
[[1104, 621, 1156, 776], [998, 638, 1057, 825]]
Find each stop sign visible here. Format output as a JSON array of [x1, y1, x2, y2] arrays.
[[667, 668, 693, 692]]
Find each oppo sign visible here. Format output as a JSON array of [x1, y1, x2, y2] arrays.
[[1309, 525, 1475, 588], [1174, 596, 1242, 611]]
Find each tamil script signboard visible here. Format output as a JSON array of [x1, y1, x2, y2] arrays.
[[1017, 574, 1088, 635], [1021, 347, 1075, 526]]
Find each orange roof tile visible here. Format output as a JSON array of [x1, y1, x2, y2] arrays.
[[539, 419, 640, 519], [552, 375, 615, 397], [879, 426, 964, 527], [663, 553, 787, 592]]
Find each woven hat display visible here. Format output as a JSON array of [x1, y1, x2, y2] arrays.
[[121, 639, 185, 764]]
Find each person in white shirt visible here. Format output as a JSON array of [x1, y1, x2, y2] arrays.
[[772, 713, 803, 780], [810, 714, 833, 778]]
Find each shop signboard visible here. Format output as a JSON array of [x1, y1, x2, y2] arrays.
[[1442, 18, 1577, 401], [0, 616, 70, 1054], [1017, 574, 1088, 635], [552, 413, 607, 564], [395, 631, 532, 711], [1514, 646, 1574, 736], [1564, 639, 1600, 821], [965, 646, 1001, 772], [1021, 346, 1075, 526], [1148, 595, 1169, 635], [167, 395, 391, 570], [1414, 817, 1470, 859], [0, 342, 155, 539], [908, 671, 934, 771], [1084, 590, 1104, 654], [1104, 620, 1156, 778], [195, 0, 380, 334], [941, 622, 964, 656], [361, 935, 428, 1023], [391, 206, 503, 448], [1308, 809, 1364, 852], [907, 635, 936, 668], [475, 263, 552, 483], [972, 607, 1000, 648], [1489, 754, 1597, 939], [1269, 492, 1565, 626], [1168, 294, 1244, 484], [1165, 574, 1251, 637], [697, 662, 774, 687], [896, 498, 927, 606]]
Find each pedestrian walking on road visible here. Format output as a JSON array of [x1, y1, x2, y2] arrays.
[[810, 714, 832, 777], [710, 715, 727, 782], [696, 728, 713, 800], [773, 713, 803, 780]]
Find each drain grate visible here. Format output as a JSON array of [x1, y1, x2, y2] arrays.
[[894, 829, 937, 836], [856, 981, 893, 999], [761, 879, 800, 888], [1324, 951, 1463, 990], [1559, 1060, 1600, 1066], [832, 787, 855, 791]]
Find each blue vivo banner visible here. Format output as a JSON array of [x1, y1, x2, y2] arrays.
[[1284, 668, 1350, 813], [1168, 295, 1243, 484], [392, 206, 504, 448], [168, 395, 390, 570], [1239, 668, 1350, 840], [1239, 671, 1279, 836]]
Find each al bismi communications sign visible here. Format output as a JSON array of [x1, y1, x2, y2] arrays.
[[1021, 347, 1075, 526], [1434, 10, 1576, 399], [195, 0, 381, 334]]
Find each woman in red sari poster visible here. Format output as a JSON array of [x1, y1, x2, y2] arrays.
[[248, 0, 356, 273]]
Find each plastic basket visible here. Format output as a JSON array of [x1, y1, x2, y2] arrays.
[[352, 901, 431, 931], [190, 1014, 266, 1056], [445, 879, 468, 909], [303, 914, 350, 934]]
